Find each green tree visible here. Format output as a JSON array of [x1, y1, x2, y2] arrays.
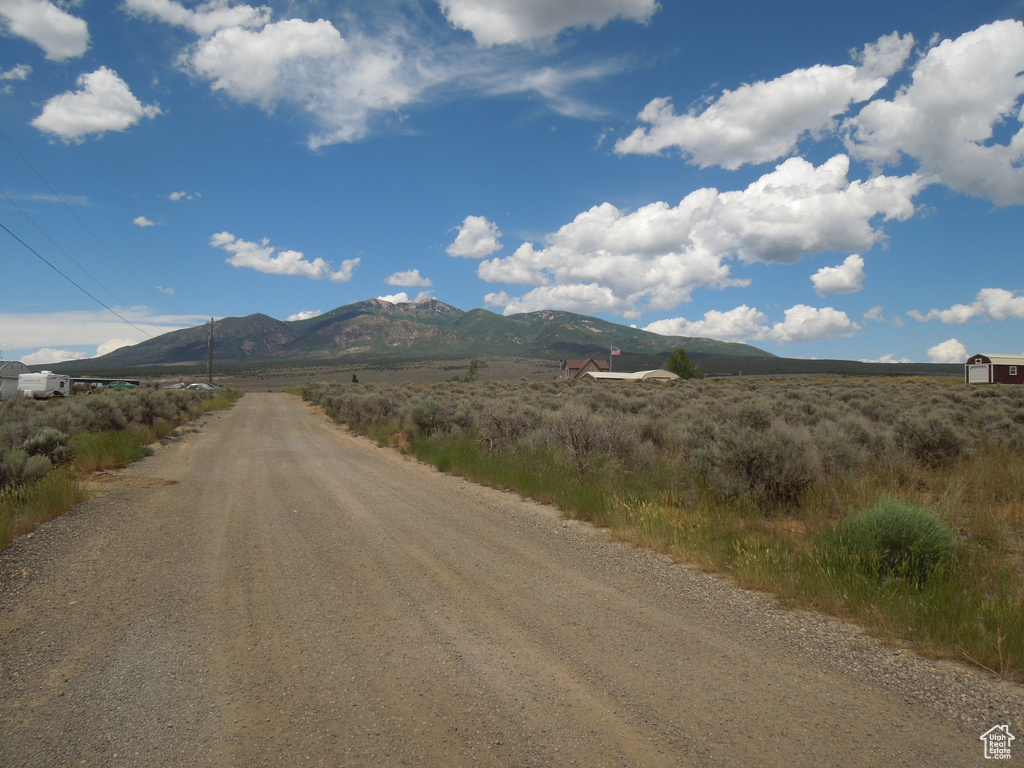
[[666, 347, 703, 379], [467, 359, 488, 382]]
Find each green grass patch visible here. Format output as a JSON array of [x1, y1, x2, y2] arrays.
[[0, 470, 85, 550], [819, 497, 960, 588], [71, 430, 152, 472], [202, 388, 244, 411]]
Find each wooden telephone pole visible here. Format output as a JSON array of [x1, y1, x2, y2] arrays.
[[207, 318, 216, 385]]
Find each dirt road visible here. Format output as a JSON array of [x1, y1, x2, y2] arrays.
[[1, 393, 1020, 767]]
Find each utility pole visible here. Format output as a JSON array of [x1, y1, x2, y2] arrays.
[[207, 317, 216, 385]]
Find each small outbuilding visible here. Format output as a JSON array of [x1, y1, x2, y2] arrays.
[[0, 360, 30, 401], [965, 353, 1024, 384]]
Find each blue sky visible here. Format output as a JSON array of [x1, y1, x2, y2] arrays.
[[2, 0, 1023, 366]]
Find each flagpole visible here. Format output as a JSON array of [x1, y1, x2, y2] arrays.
[[609, 343, 613, 372]]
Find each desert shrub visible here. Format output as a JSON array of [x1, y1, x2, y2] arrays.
[[600, 412, 642, 462], [637, 415, 672, 449], [551, 402, 603, 472], [22, 427, 74, 467], [691, 419, 821, 508], [820, 497, 959, 587], [408, 397, 473, 436], [835, 413, 890, 456], [124, 387, 165, 427], [363, 393, 403, 424], [0, 448, 29, 488], [478, 401, 539, 453], [732, 401, 773, 431], [0, 448, 51, 488], [893, 414, 968, 467], [80, 394, 129, 432], [811, 420, 866, 474]]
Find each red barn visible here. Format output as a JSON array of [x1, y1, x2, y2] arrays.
[[965, 353, 1024, 384]]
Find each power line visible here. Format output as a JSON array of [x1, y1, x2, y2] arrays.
[[1, 188, 157, 330], [0, 219, 155, 339], [0, 126, 174, 310]]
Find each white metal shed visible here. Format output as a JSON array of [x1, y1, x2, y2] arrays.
[[0, 361, 30, 401]]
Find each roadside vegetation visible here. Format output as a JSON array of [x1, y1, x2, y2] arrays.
[[302, 376, 1024, 680], [0, 385, 241, 550]]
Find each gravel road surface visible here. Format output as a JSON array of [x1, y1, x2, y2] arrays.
[[1, 392, 1021, 767]]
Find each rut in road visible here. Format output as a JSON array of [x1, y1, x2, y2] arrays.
[[0, 392, 1019, 767]]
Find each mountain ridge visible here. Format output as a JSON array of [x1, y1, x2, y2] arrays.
[[66, 298, 773, 369]]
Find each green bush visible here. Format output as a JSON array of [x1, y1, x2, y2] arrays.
[[822, 497, 959, 587]]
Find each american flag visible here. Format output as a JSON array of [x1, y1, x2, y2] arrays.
[[611, 346, 621, 356]]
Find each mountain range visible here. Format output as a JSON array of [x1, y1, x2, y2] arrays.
[[63, 299, 765, 370], [52, 298, 961, 378]]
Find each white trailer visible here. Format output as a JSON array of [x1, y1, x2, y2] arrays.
[[18, 371, 70, 399]]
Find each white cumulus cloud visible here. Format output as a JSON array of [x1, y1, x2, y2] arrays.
[[447, 215, 503, 258], [861, 353, 911, 364], [31, 67, 161, 142], [928, 338, 968, 363], [21, 347, 86, 365], [96, 338, 137, 357], [616, 32, 913, 169], [439, 0, 658, 47], [770, 304, 859, 343], [811, 254, 865, 296], [645, 305, 769, 341], [1, 63, 31, 80], [183, 18, 348, 109], [132, 3, 435, 147], [287, 309, 322, 322], [378, 291, 434, 304], [0, 309, 204, 350], [133, 215, 157, 227], [211, 232, 359, 282], [485, 283, 631, 316], [385, 269, 433, 287], [127, 0, 626, 147], [123, 0, 269, 36], [845, 20, 1024, 205], [644, 303, 859, 344], [0, 0, 89, 60], [909, 288, 1024, 324], [481, 154, 924, 318]]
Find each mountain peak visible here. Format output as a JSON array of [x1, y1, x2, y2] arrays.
[[74, 297, 771, 368]]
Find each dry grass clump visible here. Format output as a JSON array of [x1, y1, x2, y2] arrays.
[[303, 375, 1024, 678]]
